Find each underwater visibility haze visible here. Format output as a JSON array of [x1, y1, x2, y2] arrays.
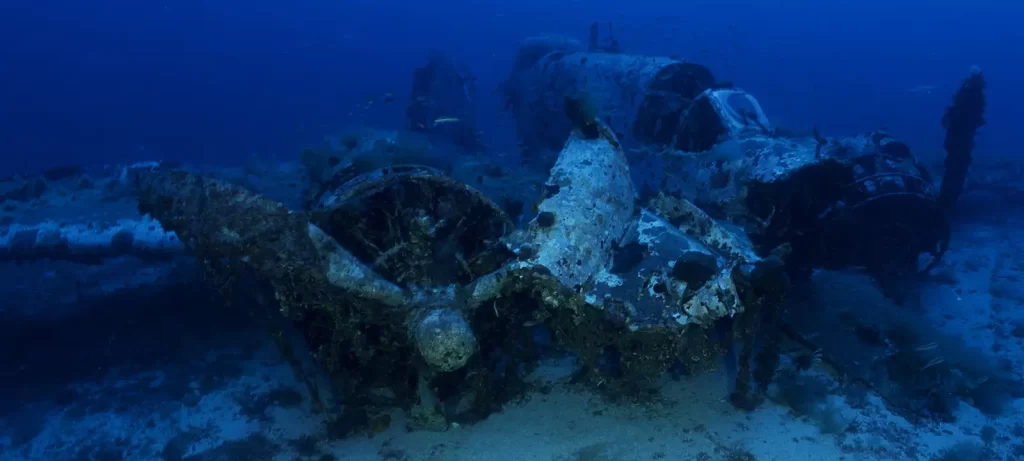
[[1, 1, 1023, 460]]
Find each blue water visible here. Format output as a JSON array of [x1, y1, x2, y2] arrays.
[[1, 0, 1020, 174], [1, 2, 1023, 460]]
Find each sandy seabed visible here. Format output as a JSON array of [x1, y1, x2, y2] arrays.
[[2, 214, 1023, 461]]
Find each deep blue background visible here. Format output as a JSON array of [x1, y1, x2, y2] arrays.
[[0, 0, 1020, 175]]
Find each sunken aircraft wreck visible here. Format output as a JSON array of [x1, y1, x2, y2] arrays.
[[0, 36, 994, 431]]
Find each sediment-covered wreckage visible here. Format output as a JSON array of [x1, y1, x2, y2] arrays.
[[0, 36, 1000, 431], [129, 119, 789, 429], [500, 35, 949, 298], [500, 36, 1010, 421]]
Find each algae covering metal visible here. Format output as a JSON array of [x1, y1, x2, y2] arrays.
[[121, 40, 952, 433], [129, 37, 952, 434], [501, 35, 947, 295], [521, 131, 636, 290], [682, 130, 947, 301], [311, 165, 513, 287], [0, 42, 990, 437], [133, 115, 787, 432], [501, 35, 771, 171], [502, 39, 722, 166]]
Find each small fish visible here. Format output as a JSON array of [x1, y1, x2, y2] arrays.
[[433, 117, 461, 126], [383, 92, 394, 103], [920, 357, 945, 371], [909, 85, 939, 95]]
